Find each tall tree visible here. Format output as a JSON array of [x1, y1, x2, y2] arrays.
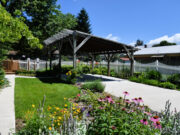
[[75, 8, 91, 34], [135, 39, 144, 47], [152, 40, 176, 47], [1, 0, 77, 57], [0, 3, 41, 68]]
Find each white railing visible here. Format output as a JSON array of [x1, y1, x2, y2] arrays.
[[18, 59, 180, 75]]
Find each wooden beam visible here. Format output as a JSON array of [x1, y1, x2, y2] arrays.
[[75, 36, 91, 53], [68, 38, 73, 49]]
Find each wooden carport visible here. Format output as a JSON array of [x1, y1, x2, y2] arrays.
[[43, 29, 138, 76]]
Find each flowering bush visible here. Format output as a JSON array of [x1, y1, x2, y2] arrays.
[[65, 70, 78, 84], [0, 68, 8, 88], [15, 96, 88, 135]]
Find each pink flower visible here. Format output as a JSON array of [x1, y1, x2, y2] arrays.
[[125, 99, 131, 104], [144, 111, 152, 116], [150, 116, 160, 123], [132, 98, 139, 104], [99, 106, 104, 109], [140, 119, 148, 125], [106, 96, 115, 104], [98, 97, 105, 102], [77, 94, 81, 97], [123, 91, 129, 96], [138, 97, 143, 103], [153, 121, 162, 129]]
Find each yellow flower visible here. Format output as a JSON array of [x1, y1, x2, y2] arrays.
[[58, 116, 62, 120], [58, 123, 61, 126], [49, 127, 52, 131], [72, 107, 76, 110], [64, 97, 67, 100], [32, 104, 35, 108], [66, 73, 68, 76], [52, 124, 54, 127], [56, 107, 60, 111], [48, 106, 51, 111], [64, 104, 68, 107]]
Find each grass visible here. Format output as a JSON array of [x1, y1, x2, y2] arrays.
[[15, 78, 80, 119]]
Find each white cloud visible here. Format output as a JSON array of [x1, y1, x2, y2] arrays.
[[147, 33, 180, 46], [106, 34, 120, 42], [129, 41, 136, 46]]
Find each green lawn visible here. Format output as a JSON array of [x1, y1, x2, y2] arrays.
[[15, 78, 80, 119]]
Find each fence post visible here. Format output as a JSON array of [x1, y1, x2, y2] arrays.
[[27, 58, 30, 71], [134, 60, 136, 73], [156, 60, 159, 71], [36, 58, 40, 70]]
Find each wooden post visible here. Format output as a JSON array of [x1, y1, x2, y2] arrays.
[[130, 50, 134, 76], [92, 55, 95, 70], [50, 52, 52, 70], [73, 31, 77, 69], [58, 41, 63, 74], [46, 48, 48, 71], [107, 54, 111, 76]]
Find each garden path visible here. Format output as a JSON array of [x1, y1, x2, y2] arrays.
[[86, 74, 180, 112], [0, 75, 15, 134]]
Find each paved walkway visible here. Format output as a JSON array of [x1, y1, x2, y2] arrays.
[[87, 74, 180, 112], [0, 75, 15, 134]]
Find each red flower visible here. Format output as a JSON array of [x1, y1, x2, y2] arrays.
[[112, 126, 116, 130], [123, 91, 129, 96]]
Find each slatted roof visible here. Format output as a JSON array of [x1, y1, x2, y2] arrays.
[[44, 29, 137, 54]]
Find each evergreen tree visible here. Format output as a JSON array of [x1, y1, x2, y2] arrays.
[[135, 39, 144, 47], [75, 8, 91, 34]]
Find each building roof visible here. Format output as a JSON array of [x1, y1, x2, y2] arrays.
[[134, 45, 180, 56], [44, 29, 137, 55]]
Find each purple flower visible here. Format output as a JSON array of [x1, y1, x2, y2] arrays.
[[86, 113, 90, 117]]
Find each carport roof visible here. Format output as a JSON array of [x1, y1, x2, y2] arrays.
[[43, 29, 137, 54]]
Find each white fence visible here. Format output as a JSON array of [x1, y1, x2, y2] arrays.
[[19, 59, 180, 75]]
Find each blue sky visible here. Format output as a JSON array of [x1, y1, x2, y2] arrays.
[[57, 0, 180, 46]]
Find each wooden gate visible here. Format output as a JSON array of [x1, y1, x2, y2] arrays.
[[2, 60, 19, 73]]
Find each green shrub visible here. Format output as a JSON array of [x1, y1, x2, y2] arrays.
[[16, 70, 36, 76], [65, 70, 78, 84], [143, 79, 159, 86], [167, 74, 180, 85], [0, 68, 5, 87], [61, 65, 73, 74], [146, 70, 162, 81], [82, 65, 90, 74], [110, 69, 117, 77], [129, 76, 141, 83], [81, 80, 105, 93], [100, 67, 108, 75], [91, 68, 102, 75], [159, 82, 176, 89]]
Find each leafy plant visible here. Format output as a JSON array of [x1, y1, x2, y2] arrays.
[[167, 74, 180, 85], [159, 82, 176, 89], [146, 70, 162, 81], [81, 80, 105, 93]]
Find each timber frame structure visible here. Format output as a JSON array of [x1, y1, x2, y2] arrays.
[[44, 29, 138, 76]]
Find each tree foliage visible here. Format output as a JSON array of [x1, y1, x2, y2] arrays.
[[0, 4, 41, 67], [75, 8, 91, 34], [152, 40, 176, 47], [135, 39, 144, 47], [1, 0, 77, 57]]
